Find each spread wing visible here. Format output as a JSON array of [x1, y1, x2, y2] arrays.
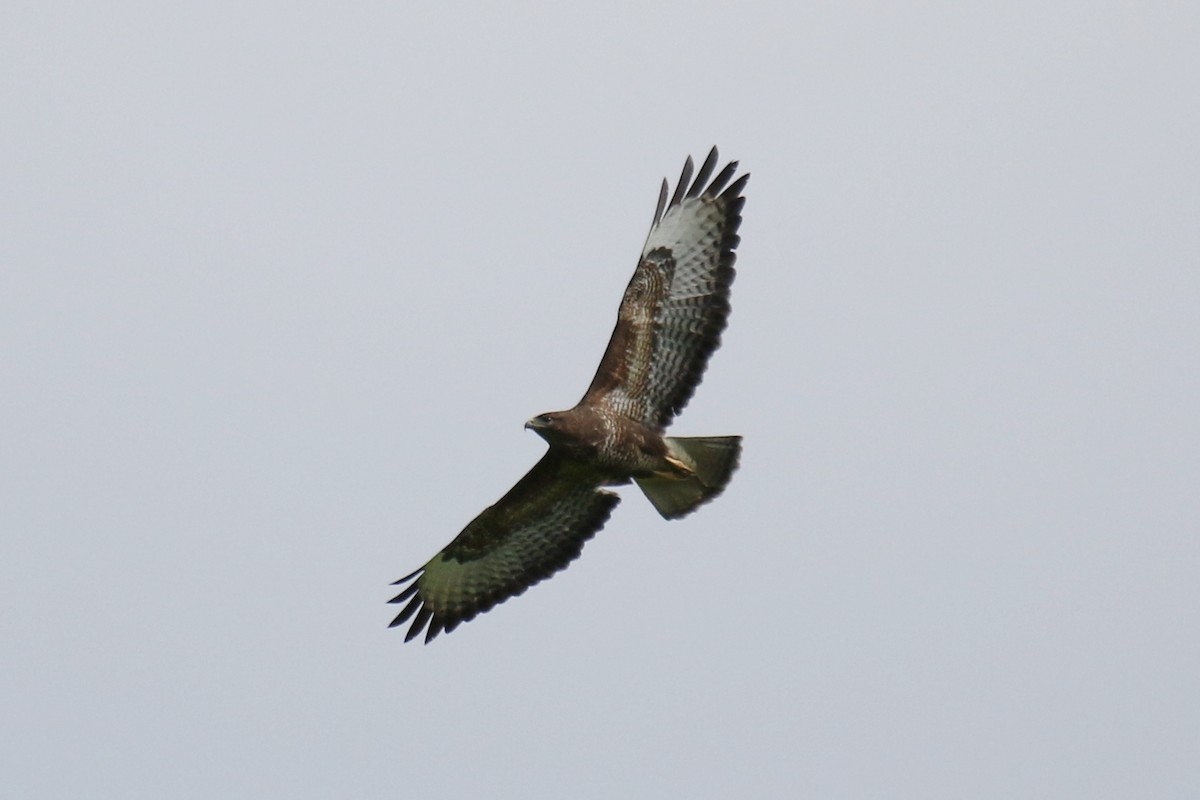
[[388, 454, 620, 644], [582, 147, 749, 428]]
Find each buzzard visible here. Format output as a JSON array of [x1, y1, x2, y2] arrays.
[[389, 148, 748, 643]]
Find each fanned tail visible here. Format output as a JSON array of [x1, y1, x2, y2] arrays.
[[634, 435, 742, 519]]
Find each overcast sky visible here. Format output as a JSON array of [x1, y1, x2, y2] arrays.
[[3, 3, 1198, 798]]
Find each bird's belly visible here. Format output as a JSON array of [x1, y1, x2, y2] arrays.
[[594, 442, 672, 479]]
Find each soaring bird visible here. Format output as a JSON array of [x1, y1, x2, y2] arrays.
[[389, 148, 748, 643]]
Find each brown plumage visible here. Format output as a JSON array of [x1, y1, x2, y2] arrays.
[[389, 148, 748, 643]]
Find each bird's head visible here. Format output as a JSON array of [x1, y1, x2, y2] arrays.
[[524, 411, 565, 443]]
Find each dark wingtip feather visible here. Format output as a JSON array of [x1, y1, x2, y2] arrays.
[[390, 568, 421, 586], [687, 147, 719, 199], [405, 606, 433, 642], [387, 580, 420, 605], [424, 617, 445, 644], [705, 160, 739, 198], [388, 594, 424, 628], [721, 172, 750, 203], [668, 155, 694, 209], [653, 178, 668, 225]]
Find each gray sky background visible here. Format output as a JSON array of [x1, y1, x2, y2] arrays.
[[3, 3, 1198, 798]]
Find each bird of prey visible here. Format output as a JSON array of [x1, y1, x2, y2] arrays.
[[389, 148, 748, 643]]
